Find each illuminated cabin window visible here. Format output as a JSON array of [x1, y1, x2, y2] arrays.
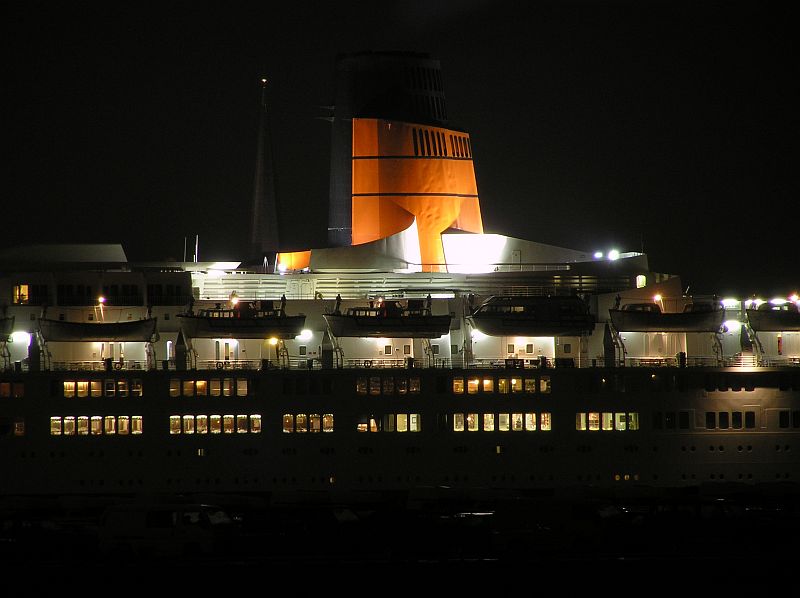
[[75, 381, 88, 397], [615, 413, 627, 431], [512, 413, 524, 431], [540, 377, 551, 393], [222, 378, 233, 397], [50, 417, 62, 435], [195, 380, 208, 397], [210, 415, 222, 434], [131, 379, 142, 397], [466, 413, 479, 432], [63, 382, 76, 398], [210, 379, 221, 396], [636, 275, 647, 288], [237, 379, 248, 397], [627, 413, 639, 430], [369, 377, 381, 396], [511, 378, 523, 393], [183, 380, 195, 397], [383, 377, 395, 395], [118, 416, 130, 435], [78, 416, 89, 435], [13, 420, 25, 436], [104, 380, 115, 397], [482, 378, 494, 393], [498, 379, 509, 394], [467, 378, 479, 394], [117, 380, 128, 398], [453, 413, 465, 432], [104, 416, 116, 435], [453, 378, 465, 394], [64, 416, 76, 436], [90, 416, 103, 435], [13, 284, 29, 304], [498, 413, 510, 432], [384, 414, 396, 432], [251, 414, 262, 433], [397, 414, 408, 432], [483, 413, 495, 431], [170, 416, 181, 435], [409, 378, 421, 394], [525, 413, 537, 431], [576, 413, 587, 431], [90, 381, 102, 397], [356, 377, 367, 395], [237, 414, 249, 433], [322, 413, 334, 432], [397, 378, 408, 395], [131, 416, 143, 434], [196, 415, 208, 434], [296, 414, 308, 433], [588, 413, 600, 431], [183, 415, 195, 434], [602, 413, 613, 431], [223, 415, 235, 434], [540, 413, 552, 431], [283, 414, 293, 433], [169, 379, 180, 397]]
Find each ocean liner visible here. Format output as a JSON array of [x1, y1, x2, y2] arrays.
[[1, 52, 798, 508]]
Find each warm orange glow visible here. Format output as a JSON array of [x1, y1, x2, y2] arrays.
[[276, 250, 312, 271], [351, 118, 483, 271]]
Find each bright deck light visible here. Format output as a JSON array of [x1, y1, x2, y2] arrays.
[[296, 329, 313, 341], [268, 337, 278, 346], [593, 251, 603, 259], [607, 249, 620, 261], [471, 329, 486, 341], [721, 298, 739, 309], [723, 320, 741, 333], [10, 331, 31, 346]]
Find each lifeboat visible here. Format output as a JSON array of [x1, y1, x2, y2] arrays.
[[467, 295, 594, 337], [178, 301, 306, 339], [609, 301, 724, 332], [746, 302, 800, 332], [38, 317, 158, 342], [323, 298, 451, 338]]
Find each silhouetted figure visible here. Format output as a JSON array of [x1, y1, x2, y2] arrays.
[[614, 295, 621, 309], [426, 293, 432, 314], [334, 293, 342, 315], [280, 294, 287, 317]]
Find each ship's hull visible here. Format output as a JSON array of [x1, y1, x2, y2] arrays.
[[38, 318, 158, 342], [178, 315, 306, 339], [746, 309, 800, 332], [609, 309, 724, 332], [323, 314, 451, 338]]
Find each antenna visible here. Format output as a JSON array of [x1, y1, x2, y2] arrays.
[[183, 237, 187, 262], [195, 235, 199, 263]]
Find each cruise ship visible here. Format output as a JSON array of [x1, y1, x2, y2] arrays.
[[1, 52, 798, 508]]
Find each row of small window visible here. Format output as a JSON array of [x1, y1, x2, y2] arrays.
[[282, 413, 335, 433], [0, 382, 24, 398], [704, 411, 757, 430], [575, 412, 641, 431], [63, 380, 143, 398], [50, 416, 143, 436], [169, 378, 249, 397], [452, 376, 551, 395], [452, 412, 553, 432], [0, 417, 25, 436], [170, 414, 262, 435], [356, 414, 422, 433], [356, 376, 421, 396]]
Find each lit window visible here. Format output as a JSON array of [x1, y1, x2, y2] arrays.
[[91, 416, 103, 435], [636, 275, 647, 288], [63, 382, 76, 398], [14, 420, 25, 436], [369, 417, 380, 432], [467, 413, 479, 432], [467, 378, 480, 394], [357, 422, 368, 433], [498, 413, 510, 432], [222, 378, 233, 397], [170, 416, 181, 435], [588, 412, 600, 431], [103, 416, 116, 435], [50, 417, 62, 435], [409, 413, 421, 432], [295, 414, 308, 433], [104, 380, 115, 397], [183, 415, 195, 434], [482, 378, 494, 393], [283, 414, 293, 433], [236, 379, 248, 397], [223, 415, 235, 434], [90, 381, 102, 397], [615, 413, 627, 431], [117, 380, 128, 398], [452, 378, 465, 394], [383, 377, 395, 395], [195, 380, 208, 396], [210, 415, 222, 434], [131, 379, 143, 397], [210, 379, 221, 396], [498, 379, 509, 394], [409, 378, 421, 393], [602, 412, 614, 431], [237, 414, 249, 433], [76, 381, 89, 397], [169, 379, 180, 397], [250, 414, 262, 433], [310, 414, 323, 433], [512, 413, 524, 431], [131, 416, 143, 434], [183, 380, 195, 397], [196, 415, 208, 434], [453, 413, 465, 432], [511, 378, 523, 393], [78, 416, 89, 435], [627, 413, 639, 430], [540, 412, 552, 431], [576, 413, 587, 431], [384, 414, 395, 432], [13, 284, 29, 304], [397, 414, 408, 433], [483, 413, 495, 431], [540, 377, 551, 393], [322, 414, 334, 433], [369, 377, 381, 396], [64, 416, 75, 436], [525, 413, 536, 431], [117, 416, 129, 435]]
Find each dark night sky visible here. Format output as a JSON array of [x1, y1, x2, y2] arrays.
[[4, 1, 796, 296]]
